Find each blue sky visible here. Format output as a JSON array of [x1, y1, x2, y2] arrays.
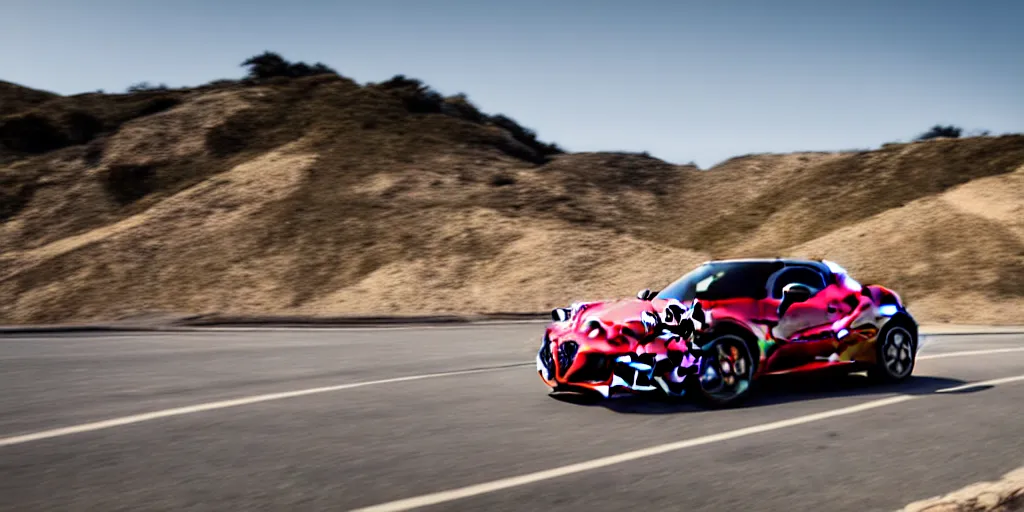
[[2, 0, 1021, 167]]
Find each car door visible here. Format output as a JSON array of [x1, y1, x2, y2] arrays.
[[765, 265, 840, 366]]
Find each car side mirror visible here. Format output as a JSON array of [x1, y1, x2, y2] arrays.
[[778, 283, 815, 317], [636, 289, 658, 301], [551, 307, 572, 322]]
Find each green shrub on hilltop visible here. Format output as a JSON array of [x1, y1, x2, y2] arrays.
[[241, 51, 339, 80], [126, 82, 170, 93], [917, 125, 962, 140]]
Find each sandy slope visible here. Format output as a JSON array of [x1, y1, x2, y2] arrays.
[[789, 164, 1024, 324]]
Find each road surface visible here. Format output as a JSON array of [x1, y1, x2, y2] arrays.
[[1, 324, 1022, 511]]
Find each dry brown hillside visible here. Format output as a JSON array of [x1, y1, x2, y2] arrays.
[[0, 80, 59, 118], [1, 74, 1022, 325]]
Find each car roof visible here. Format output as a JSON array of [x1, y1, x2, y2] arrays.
[[701, 258, 832, 273]]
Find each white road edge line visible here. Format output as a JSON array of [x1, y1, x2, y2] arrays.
[[0, 365, 526, 448], [1, 347, 1020, 449], [918, 347, 1024, 360], [350, 373, 1024, 512]]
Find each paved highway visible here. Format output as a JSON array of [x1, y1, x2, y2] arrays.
[[1, 324, 1022, 511]]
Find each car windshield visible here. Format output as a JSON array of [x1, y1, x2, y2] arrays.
[[654, 261, 782, 301]]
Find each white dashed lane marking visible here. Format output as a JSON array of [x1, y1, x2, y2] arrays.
[[0, 363, 529, 448]]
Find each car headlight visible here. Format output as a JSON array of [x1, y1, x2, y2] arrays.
[[878, 304, 899, 316]]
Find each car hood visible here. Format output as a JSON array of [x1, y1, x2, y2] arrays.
[[553, 297, 692, 337]]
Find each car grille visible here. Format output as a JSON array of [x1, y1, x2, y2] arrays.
[[612, 353, 658, 388], [568, 353, 611, 383], [556, 340, 579, 377]]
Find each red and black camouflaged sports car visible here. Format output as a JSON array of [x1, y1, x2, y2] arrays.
[[537, 259, 918, 407]]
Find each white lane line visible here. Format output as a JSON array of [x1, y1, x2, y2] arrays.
[[918, 347, 1024, 360], [935, 374, 1024, 393], [351, 374, 1024, 512], [0, 364, 528, 448]]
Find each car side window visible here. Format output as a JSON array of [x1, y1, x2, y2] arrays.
[[696, 263, 779, 300], [768, 266, 827, 299]]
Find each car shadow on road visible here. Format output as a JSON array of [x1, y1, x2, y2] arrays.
[[549, 373, 969, 414]]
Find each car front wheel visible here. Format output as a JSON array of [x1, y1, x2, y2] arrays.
[[692, 333, 756, 408]]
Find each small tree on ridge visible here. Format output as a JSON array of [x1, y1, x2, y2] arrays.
[[241, 51, 338, 80], [917, 125, 962, 140]]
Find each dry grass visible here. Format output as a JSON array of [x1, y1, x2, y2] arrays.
[[0, 80, 59, 117], [789, 169, 1024, 324], [1, 78, 1023, 324]]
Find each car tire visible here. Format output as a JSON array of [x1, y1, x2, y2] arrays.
[[692, 333, 757, 408], [868, 322, 917, 383]]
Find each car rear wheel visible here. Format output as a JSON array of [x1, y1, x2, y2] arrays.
[[692, 334, 756, 408], [869, 323, 916, 383]]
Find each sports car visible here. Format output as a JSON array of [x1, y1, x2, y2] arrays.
[[537, 259, 918, 407]]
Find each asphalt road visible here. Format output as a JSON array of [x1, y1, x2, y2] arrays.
[[1, 324, 1023, 511]]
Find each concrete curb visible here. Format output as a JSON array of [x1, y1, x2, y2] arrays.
[[901, 465, 1024, 512], [0, 325, 166, 334], [0, 313, 551, 334], [176, 312, 549, 327]]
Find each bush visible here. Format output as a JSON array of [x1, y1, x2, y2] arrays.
[[104, 164, 155, 204], [488, 114, 564, 161], [495, 138, 544, 164], [489, 114, 534, 140], [126, 82, 170, 93], [403, 89, 444, 113], [443, 93, 486, 124], [917, 125, 962, 140], [241, 51, 339, 80], [242, 52, 290, 79], [378, 75, 444, 114], [0, 114, 69, 153], [204, 79, 240, 89], [377, 75, 422, 90], [370, 76, 563, 163]]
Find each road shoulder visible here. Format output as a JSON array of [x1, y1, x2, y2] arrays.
[[902, 465, 1024, 512]]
